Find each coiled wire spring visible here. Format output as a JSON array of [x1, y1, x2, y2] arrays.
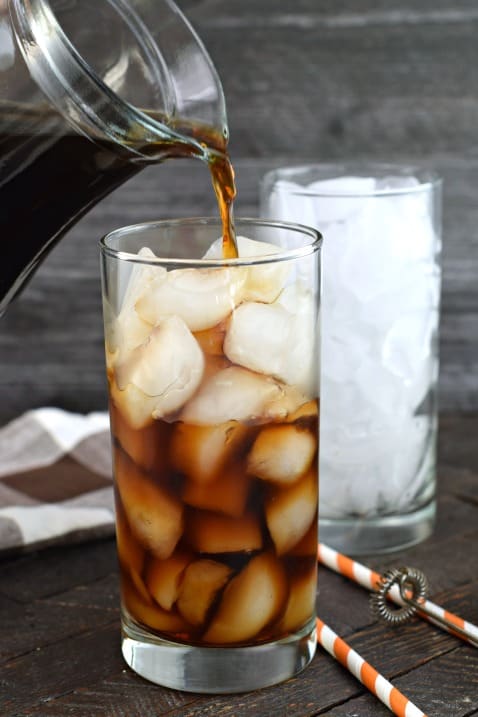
[[370, 566, 429, 626]]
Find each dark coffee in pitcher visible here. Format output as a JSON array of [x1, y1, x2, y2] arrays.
[[0, 101, 237, 315]]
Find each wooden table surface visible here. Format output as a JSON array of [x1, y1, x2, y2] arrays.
[[0, 413, 477, 717]]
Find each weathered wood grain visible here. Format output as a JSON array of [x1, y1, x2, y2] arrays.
[[187, 0, 478, 159], [11, 670, 198, 717], [0, 591, 118, 665], [0, 538, 117, 603], [365, 527, 478, 595], [0, 622, 121, 715]]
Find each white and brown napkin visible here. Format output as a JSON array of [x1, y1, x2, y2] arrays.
[[0, 408, 116, 554]]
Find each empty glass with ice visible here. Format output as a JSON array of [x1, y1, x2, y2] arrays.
[[100, 218, 322, 693], [261, 164, 442, 555]]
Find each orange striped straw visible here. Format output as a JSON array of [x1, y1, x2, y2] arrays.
[[317, 543, 478, 648], [316, 617, 428, 717]]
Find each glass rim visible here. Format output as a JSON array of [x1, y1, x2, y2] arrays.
[[100, 217, 323, 266], [262, 162, 442, 198]]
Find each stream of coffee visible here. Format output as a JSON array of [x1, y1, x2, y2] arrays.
[[0, 101, 237, 314], [138, 111, 238, 259]]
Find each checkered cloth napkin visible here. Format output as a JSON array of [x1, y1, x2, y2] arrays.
[[0, 408, 116, 554]]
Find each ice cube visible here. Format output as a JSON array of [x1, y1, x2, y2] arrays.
[[320, 323, 369, 385], [176, 559, 233, 627], [108, 247, 163, 360], [395, 416, 434, 510], [170, 421, 249, 484], [382, 310, 436, 394], [115, 507, 149, 601], [186, 511, 262, 554], [287, 522, 317, 557], [112, 310, 153, 363], [247, 424, 317, 485], [182, 462, 251, 518], [181, 366, 283, 424], [360, 269, 440, 333], [319, 415, 430, 518], [192, 321, 232, 382], [122, 578, 189, 633], [265, 467, 318, 555], [193, 322, 227, 356], [203, 235, 289, 303], [110, 381, 159, 430], [114, 315, 204, 422], [263, 384, 312, 421], [116, 507, 144, 576], [115, 451, 183, 559], [120, 247, 163, 312], [105, 345, 118, 375], [264, 181, 319, 230], [355, 361, 411, 418], [287, 399, 319, 425], [110, 401, 171, 473], [129, 569, 152, 604], [321, 194, 438, 310], [135, 266, 245, 331], [264, 176, 376, 227], [224, 283, 317, 395], [278, 566, 317, 633], [203, 552, 288, 644], [145, 550, 193, 611], [201, 353, 232, 384]]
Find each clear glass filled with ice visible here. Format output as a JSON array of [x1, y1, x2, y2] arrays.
[[261, 164, 442, 555], [100, 218, 322, 692]]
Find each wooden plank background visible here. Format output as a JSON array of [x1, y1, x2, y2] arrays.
[[1, 0, 478, 422]]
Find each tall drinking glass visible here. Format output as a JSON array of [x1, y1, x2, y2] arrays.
[[100, 218, 322, 692], [261, 164, 442, 555]]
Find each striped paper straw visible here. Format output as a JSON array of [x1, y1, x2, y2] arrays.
[[317, 543, 478, 648], [316, 617, 428, 717]]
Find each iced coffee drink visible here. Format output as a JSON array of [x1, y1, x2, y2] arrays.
[[101, 218, 321, 692]]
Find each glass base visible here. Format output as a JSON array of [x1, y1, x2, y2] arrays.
[[319, 499, 436, 556], [121, 613, 317, 693]]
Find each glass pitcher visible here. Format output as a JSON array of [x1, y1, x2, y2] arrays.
[[0, 0, 228, 314]]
